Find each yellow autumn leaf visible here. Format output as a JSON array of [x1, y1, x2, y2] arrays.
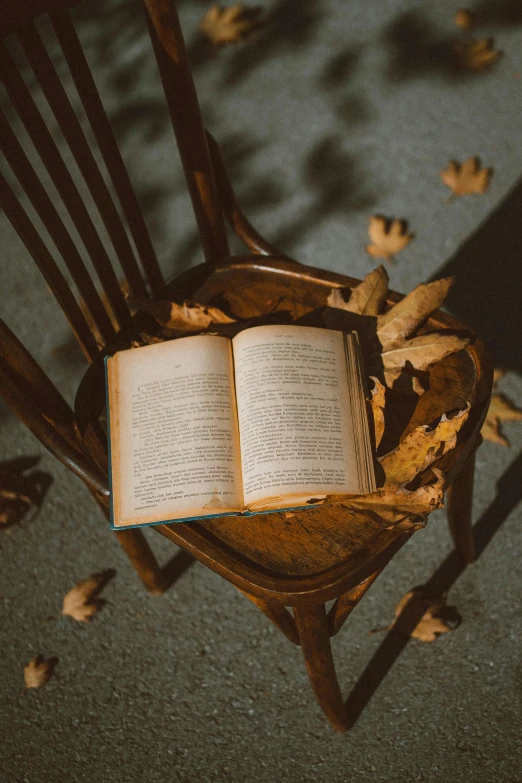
[[141, 300, 236, 331], [62, 570, 114, 623], [200, 4, 263, 46], [366, 216, 413, 262], [440, 157, 492, 198], [23, 655, 57, 691], [454, 38, 501, 71], [481, 393, 522, 447], [327, 265, 389, 316], [368, 376, 386, 448], [454, 9, 475, 29], [376, 277, 454, 349], [385, 590, 458, 642], [379, 405, 470, 484], [378, 332, 470, 389]]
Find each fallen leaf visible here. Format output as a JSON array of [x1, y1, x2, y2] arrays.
[[376, 277, 455, 349], [440, 157, 492, 198], [379, 405, 470, 484], [481, 393, 522, 447], [493, 367, 505, 388], [368, 376, 386, 448], [23, 655, 57, 690], [376, 332, 470, 388], [200, 4, 263, 46], [327, 265, 389, 316], [454, 38, 501, 71], [381, 589, 459, 642], [140, 301, 235, 331], [455, 9, 475, 28], [61, 570, 115, 623], [366, 216, 413, 262]]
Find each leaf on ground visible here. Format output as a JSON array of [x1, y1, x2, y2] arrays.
[[440, 157, 492, 198], [377, 332, 470, 388], [379, 405, 470, 484], [381, 589, 459, 642], [61, 570, 115, 623], [200, 4, 263, 46], [23, 655, 58, 691], [327, 265, 389, 316], [493, 367, 505, 388], [368, 376, 386, 448], [454, 38, 501, 71], [481, 393, 522, 447], [376, 277, 455, 349], [454, 9, 475, 28], [366, 216, 413, 262], [140, 300, 235, 331]]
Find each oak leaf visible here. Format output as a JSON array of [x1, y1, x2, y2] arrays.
[[141, 300, 235, 331], [440, 157, 491, 198], [481, 393, 522, 447], [368, 376, 386, 448], [454, 38, 501, 71], [327, 265, 389, 316], [376, 277, 454, 348], [200, 4, 263, 46], [384, 589, 459, 642], [23, 655, 58, 691], [61, 570, 115, 623], [379, 405, 470, 484], [366, 216, 413, 262]]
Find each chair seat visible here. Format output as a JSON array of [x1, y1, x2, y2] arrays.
[[75, 256, 491, 603]]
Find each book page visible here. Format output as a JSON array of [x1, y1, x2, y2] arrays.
[[233, 325, 359, 507], [108, 335, 243, 527]]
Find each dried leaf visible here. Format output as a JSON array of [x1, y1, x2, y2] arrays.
[[377, 332, 470, 387], [454, 9, 475, 29], [23, 655, 57, 690], [61, 570, 114, 623], [440, 157, 492, 198], [327, 265, 389, 316], [200, 4, 263, 46], [481, 393, 522, 447], [493, 367, 505, 388], [377, 277, 455, 349], [454, 38, 501, 71], [368, 376, 386, 448], [379, 405, 470, 484], [141, 300, 235, 331], [387, 590, 458, 642], [366, 216, 413, 262]]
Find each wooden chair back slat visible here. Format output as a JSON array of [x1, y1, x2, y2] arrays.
[[17, 22, 147, 301], [0, 109, 117, 346], [50, 11, 165, 296], [0, 172, 101, 361], [0, 40, 131, 331], [143, 0, 230, 266]]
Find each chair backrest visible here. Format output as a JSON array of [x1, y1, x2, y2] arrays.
[[0, 0, 229, 362]]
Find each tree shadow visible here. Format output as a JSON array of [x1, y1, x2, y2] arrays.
[[430, 176, 522, 374], [343, 448, 522, 729], [0, 455, 53, 529]]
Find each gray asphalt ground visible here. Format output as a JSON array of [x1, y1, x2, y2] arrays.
[[1, 1, 522, 781]]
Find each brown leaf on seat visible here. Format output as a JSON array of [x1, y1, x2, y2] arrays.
[[481, 393, 522, 447], [379, 405, 470, 484], [327, 265, 389, 316], [454, 38, 501, 71], [379, 589, 459, 642], [440, 157, 492, 198], [200, 4, 264, 46], [377, 332, 470, 388], [141, 300, 235, 331], [61, 570, 115, 623], [376, 277, 455, 348], [368, 376, 386, 448], [366, 216, 413, 262], [23, 655, 58, 691]]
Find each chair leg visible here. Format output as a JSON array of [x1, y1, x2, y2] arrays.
[[446, 449, 477, 564], [294, 603, 349, 733], [115, 528, 166, 595]]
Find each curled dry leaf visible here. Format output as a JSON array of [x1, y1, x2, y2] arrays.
[[481, 393, 522, 447], [379, 589, 459, 642], [377, 277, 454, 349], [200, 4, 263, 46], [327, 265, 389, 316], [366, 216, 413, 262], [23, 655, 57, 690], [377, 332, 470, 390], [440, 157, 491, 198], [140, 300, 235, 331], [379, 405, 470, 484], [454, 38, 501, 71], [62, 570, 115, 623], [368, 376, 386, 448]]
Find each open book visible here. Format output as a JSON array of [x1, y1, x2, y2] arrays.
[[106, 324, 376, 529]]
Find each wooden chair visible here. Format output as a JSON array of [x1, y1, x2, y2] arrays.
[[0, 0, 492, 731]]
